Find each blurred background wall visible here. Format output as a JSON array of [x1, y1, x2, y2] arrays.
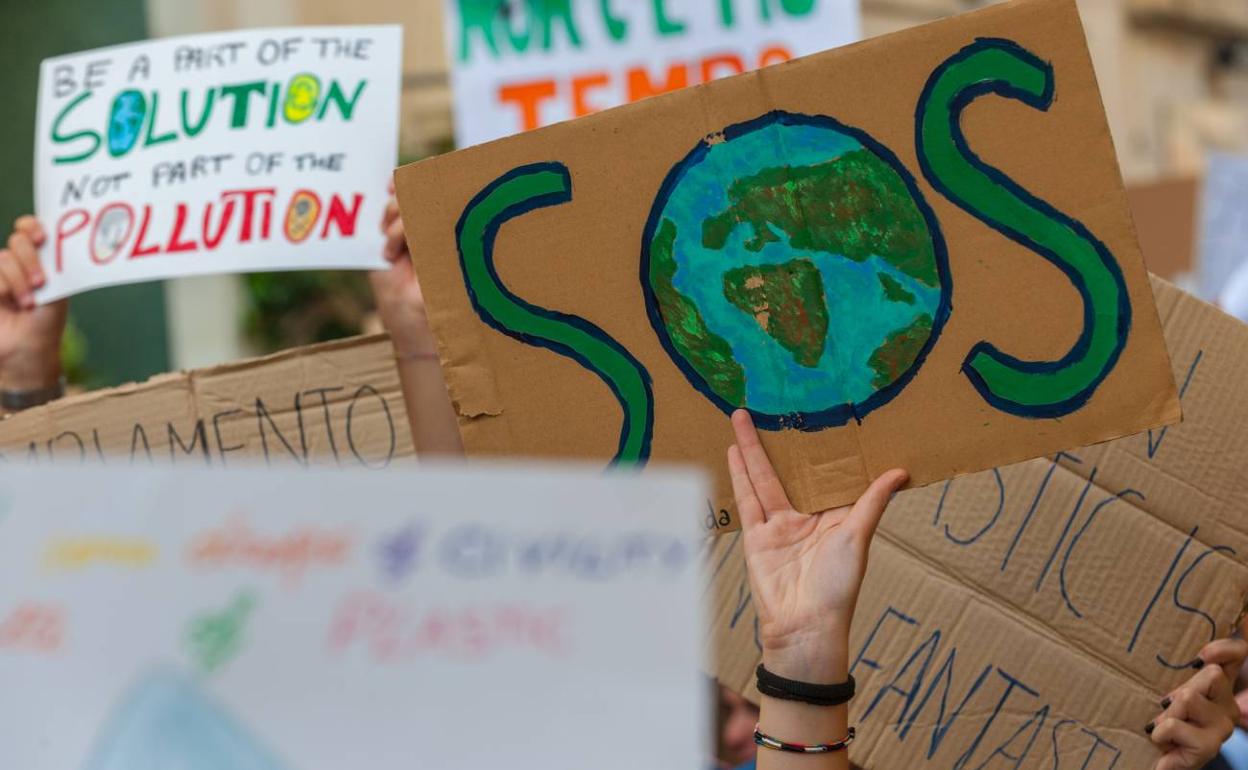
[[3, 0, 1246, 384]]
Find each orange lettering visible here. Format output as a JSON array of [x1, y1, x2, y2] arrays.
[[571, 72, 610, 117], [498, 80, 558, 131], [626, 62, 689, 102], [758, 45, 793, 68], [700, 53, 745, 83]]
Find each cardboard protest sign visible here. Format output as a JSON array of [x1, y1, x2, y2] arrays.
[[0, 334, 412, 468], [710, 276, 1248, 768], [445, 0, 859, 147], [34, 26, 400, 301], [0, 464, 704, 769], [1126, 176, 1199, 280], [1197, 152, 1248, 303], [397, 0, 1180, 531]]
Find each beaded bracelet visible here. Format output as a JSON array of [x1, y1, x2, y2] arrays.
[[754, 725, 855, 754]]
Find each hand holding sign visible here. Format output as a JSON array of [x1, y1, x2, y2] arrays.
[[729, 410, 907, 682], [0, 218, 66, 395]]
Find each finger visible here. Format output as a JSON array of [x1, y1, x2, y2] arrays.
[[728, 445, 765, 531], [729, 409, 792, 513], [1164, 684, 1227, 729], [383, 218, 407, 263], [381, 197, 400, 231], [1150, 716, 1205, 751], [1196, 637, 1248, 681], [0, 260, 13, 306], [0, 249, 32, 308], [13, 216, 46, 247], [9, 230, 45, 288], [847, 468, 909, 540]]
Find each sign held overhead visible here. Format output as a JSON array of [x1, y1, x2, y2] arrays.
[[35, 26, 401, 301], [398, 0, 1181, 530]]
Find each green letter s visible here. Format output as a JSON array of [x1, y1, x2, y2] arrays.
[[456, 163, 654, 464], [916, 38, 1131, 418], [51, 91, 101, 165]]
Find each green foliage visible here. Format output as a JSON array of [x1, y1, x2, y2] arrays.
[[243, 270, 373, 353]]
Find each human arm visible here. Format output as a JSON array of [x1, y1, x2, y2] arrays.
[[0, 216, 68, 414], [728, 409, 908, 770], [369, 193, 463, 457], [1150, 636, 1247, 770]]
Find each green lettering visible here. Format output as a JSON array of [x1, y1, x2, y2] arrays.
[[599, 0, 627, 40], [218, 81, 266, 129], [143, 92, 177, 148], [458, 0, 501, 62], [780, 0, 816, 15], [51, 91, 100, 165], [505, 0, 532, 53], [718, 0, 735, 28], [916, 38, 1131, 417], [180, 89, 216, 138], [457, 163, 653, 464], [651, 0, 685, 36], [316, 80, 367, 122], [536, 0, 581, 51]]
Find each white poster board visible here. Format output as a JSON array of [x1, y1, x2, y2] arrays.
[[445, 0, 860, 147], [34, 26, 400, 302], [0, 464, 705, 770], [1197, 152, 1248, 304]]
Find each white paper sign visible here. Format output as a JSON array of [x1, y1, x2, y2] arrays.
[[34, 26, 400, 301], [445, 0, 859, 147], [0, 464, 705, 770], [1197, 152, 1248, 303]]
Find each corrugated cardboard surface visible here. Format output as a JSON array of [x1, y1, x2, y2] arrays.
[[709, 277, 1248, 768], [1126, 176, 1199, 279], [0, 334, 413, 468], [396, 0, 1179, 529]]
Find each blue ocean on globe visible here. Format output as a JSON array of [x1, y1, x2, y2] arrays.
[[644, 113, 948, 427]]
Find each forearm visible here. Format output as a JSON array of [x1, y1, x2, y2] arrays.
[[0, 344, 64, 417], [756, 636, 852, 770], [394, 349, 464, 458]]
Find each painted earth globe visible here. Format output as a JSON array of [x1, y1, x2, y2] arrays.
[[641, 111, 951, 430]]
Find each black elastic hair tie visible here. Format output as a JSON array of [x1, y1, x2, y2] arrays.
[[756, 664, 855, 706]]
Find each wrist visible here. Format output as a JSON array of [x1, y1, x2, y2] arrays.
[[762, 628, 850, 684], [1, 347, 63, 391]]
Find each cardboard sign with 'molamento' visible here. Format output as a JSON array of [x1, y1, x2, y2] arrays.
[[397, 0, 1180, 530]]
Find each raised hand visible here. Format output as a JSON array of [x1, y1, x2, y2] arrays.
[[728, 409, 908, 682], [0, 217, 67, 391]]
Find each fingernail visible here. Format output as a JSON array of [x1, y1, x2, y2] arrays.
[[1192, 658, 1205, 670], [1160, 697, 1171, 709], [1144, 721, 1155, 734]]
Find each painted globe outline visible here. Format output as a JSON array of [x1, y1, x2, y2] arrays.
[[639, 110, 953, 431]]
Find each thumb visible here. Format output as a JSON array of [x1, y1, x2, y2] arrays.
[[848, 469, 909, 543]]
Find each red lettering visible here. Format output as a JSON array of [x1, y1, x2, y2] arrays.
[[220, 188, 276, 243], [54, 209, 90, 273], [320, 193, 363, 239], [202, 198, 236, 250], [165, 203, 198, 254], [88, 202, 135, 265], [0, 603, 64, 653], [129, 205, 162, 259]]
